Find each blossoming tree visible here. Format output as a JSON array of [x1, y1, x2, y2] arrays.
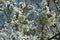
[[0, 0, 60, 40]]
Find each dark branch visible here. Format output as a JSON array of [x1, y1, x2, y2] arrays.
[[49, 32, 60, 40]]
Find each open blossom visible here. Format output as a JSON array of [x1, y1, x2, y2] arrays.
[[7, 1, 10, 4], [19, 2, 26, 8], [13, 7, 19, 12]]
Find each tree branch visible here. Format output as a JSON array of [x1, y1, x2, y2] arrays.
[[49, 32, 60, 40]]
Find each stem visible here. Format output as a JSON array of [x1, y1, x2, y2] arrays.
[[40, 25, 44, 40]]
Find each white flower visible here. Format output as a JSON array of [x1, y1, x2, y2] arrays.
[[18, 9, 23, 14], [27, 20, 34, 24], [10, 4, 14, 7], [13, 7, 19, 12], [13, 15, 16, 19], [11, 20, 15, 24], [7, 1, 10, 4], [46, 6, 50, 14], [48, 17, 55, 25], [19, 2, 26, 8], [4, 23, 9, 27], [27, 5, 33, 8], [27, 5, 35, 10], [15, 20, 19, 24]]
